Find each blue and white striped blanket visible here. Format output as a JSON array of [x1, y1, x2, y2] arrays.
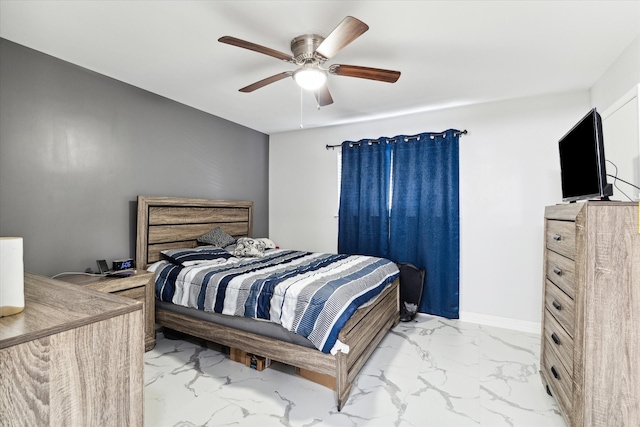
[[151, 249, 399, 353]]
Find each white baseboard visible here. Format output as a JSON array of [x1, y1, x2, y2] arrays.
[[460, 311, 541, 334]]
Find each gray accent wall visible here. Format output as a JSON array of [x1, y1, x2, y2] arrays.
[[0, 39, 269, 277]]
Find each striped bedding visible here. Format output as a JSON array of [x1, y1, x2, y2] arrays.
[[150, 249, 399, 354]]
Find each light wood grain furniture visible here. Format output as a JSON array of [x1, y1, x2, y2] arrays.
[[136, 195, 400, 410], [540, 202, 640, 426], [57, 270, 155, 351], [0, 273, 144, 427]]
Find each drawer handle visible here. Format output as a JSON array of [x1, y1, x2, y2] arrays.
[[551, 332, 560, 345], [546, 385, 553, 396], [553, 234, 562, 241], [551, 365, 560, 380], [553, 267, 562, 276], [552, 300, 562, 310]]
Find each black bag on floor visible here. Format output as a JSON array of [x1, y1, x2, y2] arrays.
[[398, 263, 425, 322]]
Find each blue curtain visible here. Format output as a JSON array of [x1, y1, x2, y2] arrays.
[[389, 130, 460, 318], [338, 130, 460, 319], [338, 139, 392, 259]]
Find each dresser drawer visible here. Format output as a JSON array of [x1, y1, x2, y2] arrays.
[[545, 250, 575, 299], [544, 309, 573, 373], [543, 346, 573, 414], [546, 220, 576, 260], [544, 279, 575, 336]]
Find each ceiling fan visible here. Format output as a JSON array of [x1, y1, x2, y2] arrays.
[[218, 16, 401, 107]]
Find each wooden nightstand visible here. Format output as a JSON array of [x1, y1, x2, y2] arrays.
[[58, 270, 156, 351]]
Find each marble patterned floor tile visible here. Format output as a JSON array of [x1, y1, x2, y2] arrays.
[[144, 315, 567, 427]]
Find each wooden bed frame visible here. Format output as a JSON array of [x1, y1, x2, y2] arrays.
[[136, 196, 400, 410]]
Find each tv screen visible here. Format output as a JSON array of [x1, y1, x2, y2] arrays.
[[558, 108, 612, 202]]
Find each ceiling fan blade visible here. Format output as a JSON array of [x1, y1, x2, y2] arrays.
[[314, 85, 334, 107], [315, 16, 369, 59], [330, 64, 401, 83], [239, 72, 292, 93], [218, 36, 294, 62]]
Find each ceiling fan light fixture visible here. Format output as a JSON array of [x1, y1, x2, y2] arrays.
[[293, 67, 327, 91]]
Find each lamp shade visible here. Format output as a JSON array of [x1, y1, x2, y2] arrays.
[[0, 237, 24, 317], [293, 67, 327, 91]]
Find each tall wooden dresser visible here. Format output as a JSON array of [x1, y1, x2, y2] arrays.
[[541, 202, 639, 427]]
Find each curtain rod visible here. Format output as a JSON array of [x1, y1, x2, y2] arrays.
[[325, 129, 468, 150]]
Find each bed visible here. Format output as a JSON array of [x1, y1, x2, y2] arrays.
[[136, 196, 400, 410]]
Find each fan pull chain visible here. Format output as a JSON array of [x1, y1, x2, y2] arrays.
[[299, 88, 304, 129]]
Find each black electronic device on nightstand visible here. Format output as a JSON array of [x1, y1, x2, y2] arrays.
[[97, 259, 110, 274], [113, 258, 135, 271]]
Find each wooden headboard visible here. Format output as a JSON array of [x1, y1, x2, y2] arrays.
[[136, 196, 253, 269]]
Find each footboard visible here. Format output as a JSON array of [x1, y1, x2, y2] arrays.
[[336, 278, 400, 408], [155, 308, 337, 375], [155, 278, 399, 410]]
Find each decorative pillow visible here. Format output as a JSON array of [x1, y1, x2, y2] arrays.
[[256, 238, 277, 249], [233, 237, 267, 258], [161, 246, 234, 266], [196, 227, 236, 248]]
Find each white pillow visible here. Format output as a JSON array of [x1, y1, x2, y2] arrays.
[[233, 238, 266, 257], [256, 238, 277, 249]]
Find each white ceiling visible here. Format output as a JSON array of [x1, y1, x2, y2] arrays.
[[1, 1, 639, 135]]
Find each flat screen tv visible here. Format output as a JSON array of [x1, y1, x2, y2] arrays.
[[558, 108, 613, 202]]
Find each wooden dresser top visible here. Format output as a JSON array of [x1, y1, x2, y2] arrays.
[[0, 272, 142, 349], [545, 200, 638, 220]]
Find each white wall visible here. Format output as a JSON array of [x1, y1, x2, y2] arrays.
[[590, 35, 640, 111], [590, 35, 640, 201], [601, 86, 640, 201], [270, 91, 590, 329]]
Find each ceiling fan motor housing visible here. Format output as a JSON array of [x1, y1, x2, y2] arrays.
[[291, 34, 326, 64]]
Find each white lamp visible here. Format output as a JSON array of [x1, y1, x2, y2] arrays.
[[0, 237, 24, 317], [293, 66, 327, 91]]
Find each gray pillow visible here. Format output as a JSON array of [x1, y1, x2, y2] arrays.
[[197, 227, 236, 248]]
